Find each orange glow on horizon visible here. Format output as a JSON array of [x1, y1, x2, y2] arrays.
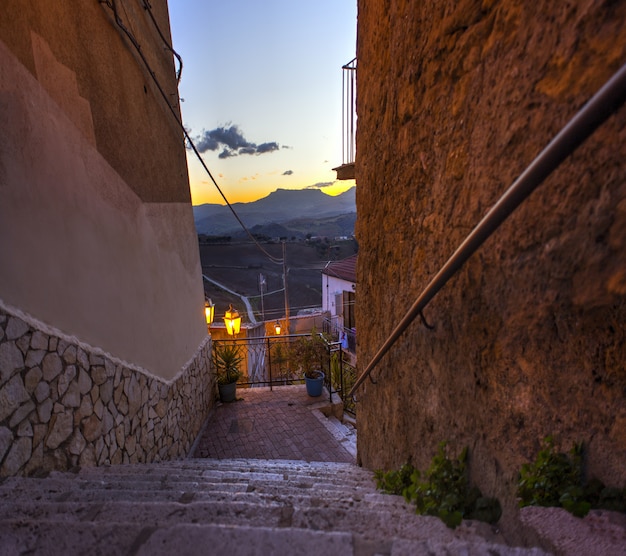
[[190, 179, 355, 206]]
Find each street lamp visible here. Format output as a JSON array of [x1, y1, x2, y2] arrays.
[[274, 321, 281, 335], [204, 298, 215, 326], [224, 304, 241, 336]]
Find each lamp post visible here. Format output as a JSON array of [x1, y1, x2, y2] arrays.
[[204, 298, 215, 327], [223, 304, 241, 336]]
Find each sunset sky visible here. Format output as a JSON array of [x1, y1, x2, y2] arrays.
[[168, 1, 357, 206]]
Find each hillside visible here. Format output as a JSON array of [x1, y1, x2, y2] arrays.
[[193, 187, 356, 236]]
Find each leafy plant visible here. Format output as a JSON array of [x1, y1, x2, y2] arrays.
[[374, 462, 416, 496], [517, 436, 589, 517], [517, 436, 626, 518], [212, 343, 243, 385], [375, 443, 501, 529], [288, 330, 329, 379]]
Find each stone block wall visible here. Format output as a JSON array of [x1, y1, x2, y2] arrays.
[[0, 305, 214, 477], [354, 0, 626, 526]]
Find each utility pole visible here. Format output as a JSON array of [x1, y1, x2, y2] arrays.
[[258, 273, 266, 322], [282, 240, 290, 334]]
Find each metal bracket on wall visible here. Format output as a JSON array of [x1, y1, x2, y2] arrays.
[[419, 311, 434, 330]]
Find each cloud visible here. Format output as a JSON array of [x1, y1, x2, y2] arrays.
[[282, 170, 294, 176], [218, 148, 236, 159], [306, 181, 334, 189], [256, 142, 279, 154], [193, 124, 280, 158]]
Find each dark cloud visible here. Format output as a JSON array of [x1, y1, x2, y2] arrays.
[[256, 142, 279, 154], [193, 124, 280, 158], [282, 170, 293, 176], [218, 148, 236, 159]]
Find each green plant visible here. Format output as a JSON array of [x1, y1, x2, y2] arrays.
[[288, 330, 329, 379], [375, 443, 501, 529], [516, 436, 626, 518], [516, 436, 590, 517], [212, 343, 243, 385], [374, 463, 416, 496]]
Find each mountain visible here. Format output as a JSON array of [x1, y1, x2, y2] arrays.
[[193, 187, 356, 236]]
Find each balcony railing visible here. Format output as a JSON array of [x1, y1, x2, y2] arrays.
[[212, 333, 357, 416], [334, 57, 357, 181]]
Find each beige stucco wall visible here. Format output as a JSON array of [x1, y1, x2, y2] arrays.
[[0, 2, 207, 380], [0, 0, 189, 203], [354, 0, 626, 527]]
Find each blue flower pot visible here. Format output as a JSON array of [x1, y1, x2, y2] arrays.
[[305, 371, 325, 397]]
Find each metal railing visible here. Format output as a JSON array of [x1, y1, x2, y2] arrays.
[[350, 62, 626, 397], [213, 333, 357, 415], [342, 58, 357, 166]]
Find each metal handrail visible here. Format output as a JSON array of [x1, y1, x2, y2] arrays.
[[349, 62, 626, 397]]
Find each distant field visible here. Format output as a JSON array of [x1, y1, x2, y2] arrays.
[[199, 240, 358, 323]]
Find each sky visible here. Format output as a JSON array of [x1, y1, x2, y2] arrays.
[[168, 1, 357, 206]]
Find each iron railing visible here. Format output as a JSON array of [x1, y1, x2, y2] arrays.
[[349, 62, 626, 397], [212, 333, 357, 415], [342, 58, 357, 166]]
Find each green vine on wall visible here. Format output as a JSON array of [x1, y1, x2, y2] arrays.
[[374, 442, 502, 529]]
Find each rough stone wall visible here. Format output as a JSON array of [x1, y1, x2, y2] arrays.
[[355, 0, 626, 524], [0, 306, 214, 477]]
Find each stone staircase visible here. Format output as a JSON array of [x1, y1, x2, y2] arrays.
[[0, 458, 550, 555]]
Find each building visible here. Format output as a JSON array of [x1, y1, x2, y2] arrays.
[[353, 0, 626, 528], [322, 254, 357, 353], [0, 2, 212, 476]]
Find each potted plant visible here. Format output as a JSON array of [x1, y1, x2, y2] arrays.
[[212, 343, 243, 403], [289, 331, 329, 397]]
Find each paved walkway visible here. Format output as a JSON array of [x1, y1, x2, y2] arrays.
[[191, 385, 354, 463]]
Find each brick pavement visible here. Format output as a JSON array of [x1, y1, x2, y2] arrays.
[[192, 385, 354, 463]]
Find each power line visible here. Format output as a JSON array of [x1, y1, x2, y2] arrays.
[[141, 0, 183, 83], [99, 0, 284, 265]]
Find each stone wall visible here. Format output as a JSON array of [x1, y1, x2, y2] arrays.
[[354, 0, 626, 526], [0, 305, 214, 477]]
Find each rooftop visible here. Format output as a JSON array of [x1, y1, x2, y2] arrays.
[[322, 254, 357, 283]]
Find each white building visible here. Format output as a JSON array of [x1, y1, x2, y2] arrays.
[[321, 254, 357, 352]]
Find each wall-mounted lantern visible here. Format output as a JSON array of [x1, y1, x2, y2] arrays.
[[274, 321, 281, 335], [224, 304, 241, 336], [204, 298, 215, 326]]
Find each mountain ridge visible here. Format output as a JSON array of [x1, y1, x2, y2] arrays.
[[193, 186, 356, 236]]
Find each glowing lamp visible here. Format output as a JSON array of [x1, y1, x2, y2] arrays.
[[204, 298, 215, 326], [224, 304, 241, 336], [274, 321, 281, 335]]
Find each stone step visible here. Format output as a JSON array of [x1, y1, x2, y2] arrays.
[[0, 495, 526, 551], [0, 458, 558, 555], [0, 504, 545, 556], [0, 521, 356, 556], [59, 463, 375, 488], [75, 457, 375, 482], [0, 474, 381, 503], [0, 518, 548, 556], [0, 479, 407, 511], [0, 518, 549, 556]]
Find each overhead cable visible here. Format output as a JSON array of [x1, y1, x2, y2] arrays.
[[99, 0, 284, 265]]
